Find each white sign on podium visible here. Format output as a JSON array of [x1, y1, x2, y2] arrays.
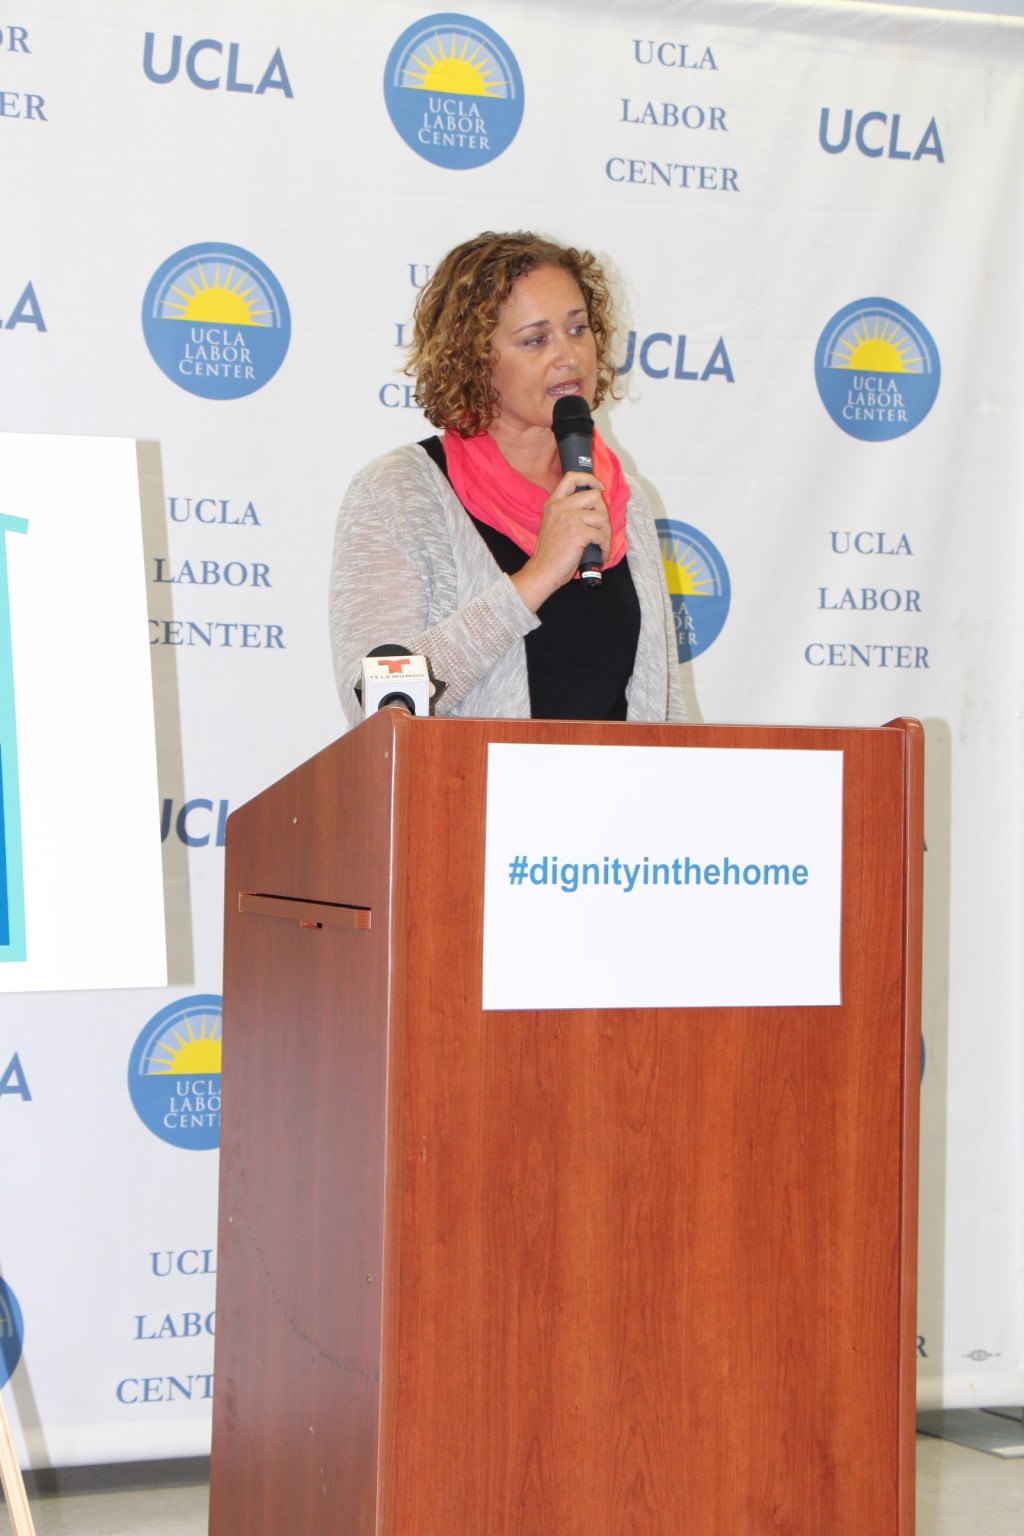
[[483, 742, 843, 1011]]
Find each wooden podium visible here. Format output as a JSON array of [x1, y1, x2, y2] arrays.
[[208, 713, 923, 1536]]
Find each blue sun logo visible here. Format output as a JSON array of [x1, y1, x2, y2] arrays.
[[656, 520, 731, 662], [142, 243, 290, 400], [815, 298, 940, 440], [128, 994, 223, 1150], [383, 13, 524, 168], [0, 1277, 24, 1388]]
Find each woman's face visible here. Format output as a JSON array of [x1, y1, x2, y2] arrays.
[[488, 264, 598, 435]]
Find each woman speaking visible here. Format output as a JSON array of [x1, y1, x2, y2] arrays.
[[329, 231, 684, 726]]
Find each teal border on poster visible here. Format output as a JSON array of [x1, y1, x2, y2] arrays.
[[0, 514, 28, 962]]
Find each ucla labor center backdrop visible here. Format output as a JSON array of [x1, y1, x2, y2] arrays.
[[0, 0, 1021, 1466]]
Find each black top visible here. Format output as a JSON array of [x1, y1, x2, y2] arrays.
[[421, 436, 641, 721]]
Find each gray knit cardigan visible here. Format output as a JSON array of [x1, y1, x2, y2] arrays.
[[329, 442, 686, 730]]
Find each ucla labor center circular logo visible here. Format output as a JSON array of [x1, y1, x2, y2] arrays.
[[383, 13, 524, 168], [142, 243, 290, 400], [0, 1277, 25, 1388], [128, 993, 222, 1151], [815, 297, 940, 441], [656, 519, 731, 663]]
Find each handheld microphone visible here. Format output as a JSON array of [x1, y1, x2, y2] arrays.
[[552, 394, 602, 588]]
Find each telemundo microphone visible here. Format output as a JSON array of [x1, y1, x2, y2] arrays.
[[358, 644, 433, 717], [551, 393, 602, 589]]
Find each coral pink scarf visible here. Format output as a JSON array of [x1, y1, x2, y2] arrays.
[[442, 429, 629, 571]]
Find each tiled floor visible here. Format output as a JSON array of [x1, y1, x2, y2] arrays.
[[3, 1435, 1022, 1535], [4, 1458, 207, 1536], [917, 1431, 1024, 1536]]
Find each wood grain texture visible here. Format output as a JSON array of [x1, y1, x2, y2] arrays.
[[890, 717, 926, 1536], [209, 709, 402, 1536], [209, 715, 922, 1536]]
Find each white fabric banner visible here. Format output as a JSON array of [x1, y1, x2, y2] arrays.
[[0, 0, 1020, 1465]]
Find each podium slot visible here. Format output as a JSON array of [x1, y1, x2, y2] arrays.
[[238, 891, 371, 930]]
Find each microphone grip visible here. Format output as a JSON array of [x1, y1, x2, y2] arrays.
[[578, 542, 603, 588], [553, 420, 602, 588]]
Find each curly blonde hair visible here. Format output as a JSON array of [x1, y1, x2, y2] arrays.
[[407, 231, 618, 438]]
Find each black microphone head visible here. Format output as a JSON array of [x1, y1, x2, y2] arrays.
[[551, 393, 594, 442]]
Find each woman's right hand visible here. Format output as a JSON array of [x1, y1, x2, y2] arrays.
[[511, 471, 611, 613]]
